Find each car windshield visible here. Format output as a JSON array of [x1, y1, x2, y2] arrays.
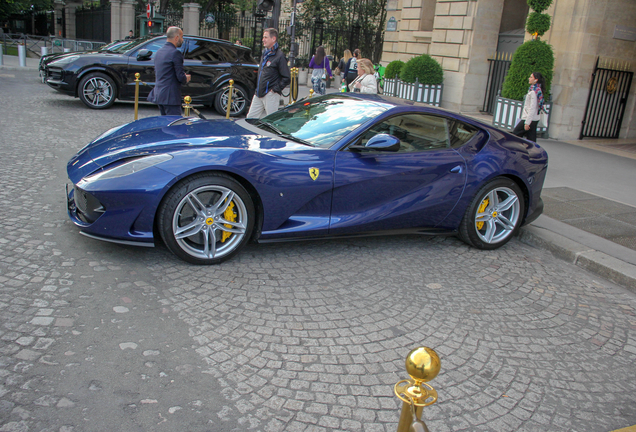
[[255, 95, 388, 148], [109, 37, 161, 54]]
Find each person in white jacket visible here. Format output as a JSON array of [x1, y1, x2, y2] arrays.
[[512, 71, 546, 142], [348, 58, 378, 94]]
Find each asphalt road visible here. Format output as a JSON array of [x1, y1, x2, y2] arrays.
[[0, 70, 635, 432]]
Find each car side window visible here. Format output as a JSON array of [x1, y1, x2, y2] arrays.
[[358, 114, 451, 152], [184, 40, 235, 62], [138, 40, 165, 59], [448, 120, 478, 148]]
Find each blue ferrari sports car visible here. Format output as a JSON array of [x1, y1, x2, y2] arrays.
[[66, 93, 548, 264]]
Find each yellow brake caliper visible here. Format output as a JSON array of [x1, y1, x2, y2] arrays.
[[221, 201, 236, 242], [476, 198, 489, 230]]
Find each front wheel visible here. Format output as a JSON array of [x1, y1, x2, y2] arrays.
[[78, 72, 117, 109], [214, 83, 249, 117], [459, 178, 525, 250], [158, 174, 255, 264]]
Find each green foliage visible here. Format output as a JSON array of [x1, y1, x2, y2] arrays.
[[399, 55, 443, 85], [501, 40, 554, 101], [527, 0, 552, 13], [384, 60, 404, 79], [0, 0, 52, 21], [526, 12, 551, 36]]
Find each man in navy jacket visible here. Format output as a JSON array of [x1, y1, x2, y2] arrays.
[[246, 28, 290, 119], [147, 27, 191, 116]]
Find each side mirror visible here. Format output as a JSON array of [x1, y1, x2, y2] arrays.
[[137, 49, 152, 61], [350, 134, 401, 152]]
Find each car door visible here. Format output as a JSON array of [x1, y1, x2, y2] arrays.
[[182, 38, 234, 103], [123, 38, 183, 100], [330, 113, 468, 234]]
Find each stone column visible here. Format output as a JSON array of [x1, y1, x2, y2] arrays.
[[121, 0, 136, 40], [110, 0, 122, 41], [182, 3, 200, 36], [53, 0, 65, 38], [64, 1, 83, 40]]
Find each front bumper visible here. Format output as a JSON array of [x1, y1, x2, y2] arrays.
[[45, 67, 76, 95]]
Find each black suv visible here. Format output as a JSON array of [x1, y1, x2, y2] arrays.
[[44, 35, 259, 116]]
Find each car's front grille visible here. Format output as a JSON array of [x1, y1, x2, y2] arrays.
[[74, 186, 104, 223]]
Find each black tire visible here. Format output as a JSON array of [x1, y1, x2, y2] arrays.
[[458, 178, 525, 250], [158, 173, 255, 264], [78, 72, 117, 109], [214, 83, 248, 117]]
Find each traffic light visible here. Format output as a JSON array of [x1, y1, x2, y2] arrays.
[[257, 0, 275, 12]]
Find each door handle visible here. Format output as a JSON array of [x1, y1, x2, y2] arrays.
[[450, 165, 463, 174]]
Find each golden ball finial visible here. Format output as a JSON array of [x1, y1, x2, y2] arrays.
[[135, 72, 140, 79], [184, 96, 192, 104], [229, 79, 234, 85], [405, 347, 440, 383]]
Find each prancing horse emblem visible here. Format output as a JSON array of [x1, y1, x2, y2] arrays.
[[309, 167, 319, 181]]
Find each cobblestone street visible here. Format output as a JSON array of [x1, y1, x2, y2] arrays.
[[0, 70, 635, 431]]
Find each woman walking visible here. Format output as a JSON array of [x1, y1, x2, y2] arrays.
[[308, 46, 333, 96], [348, 58, 378, 94], [337, 49, 351, 82], [512, 72, 546, 142]]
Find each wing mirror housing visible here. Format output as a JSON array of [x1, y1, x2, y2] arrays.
[[137, 49, 152, 61], [350, 134, 401, 152]]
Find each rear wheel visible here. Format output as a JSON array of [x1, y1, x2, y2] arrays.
[[459, 178, 525, 250], [158, 174, 255, 264], [214, 83, 248, 117], [78, 72, 117, 109]]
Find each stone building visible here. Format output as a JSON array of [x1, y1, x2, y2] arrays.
[[381, 0, 636, 140]]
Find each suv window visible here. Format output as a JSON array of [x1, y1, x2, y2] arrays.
[[359, 114, 451, 152], [138, 40, 166, 59], [184, 40, 235, 62]]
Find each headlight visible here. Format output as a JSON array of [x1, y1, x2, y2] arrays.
[[81, 154, 173, 182], [49, 55, 80, 66]]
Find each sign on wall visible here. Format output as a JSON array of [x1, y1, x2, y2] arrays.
[[386, 17, 397, 32]]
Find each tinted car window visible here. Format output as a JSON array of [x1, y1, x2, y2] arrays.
[[360, 114, 450, 152], [448, 120, 478, 148], [184, 40, 235, 62], [137, 40, 166, 59]]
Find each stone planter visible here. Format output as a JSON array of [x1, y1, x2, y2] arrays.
[[383, 78, 443, 107], [493, 96, 551, 137], [297, 69, 308, 86]]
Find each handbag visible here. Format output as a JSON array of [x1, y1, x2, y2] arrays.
[[538, 110, 548, 128]]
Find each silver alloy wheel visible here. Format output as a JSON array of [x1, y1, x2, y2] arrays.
[[220, 87, 246, 115], [82, 76, 114, 107], [474, 186, 521, 244], [172, 184, 248, 260]]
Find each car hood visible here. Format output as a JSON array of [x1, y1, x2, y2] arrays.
[[67, 116, 310, 182]]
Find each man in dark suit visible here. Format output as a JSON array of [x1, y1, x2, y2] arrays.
[[147, 26, 191, 116]]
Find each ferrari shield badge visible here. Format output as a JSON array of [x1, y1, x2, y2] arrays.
[[309, 167, 319, 181]]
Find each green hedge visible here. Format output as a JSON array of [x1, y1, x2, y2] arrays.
[[384, 60, 405, 79], [399, 54, 443, 85], [526, 11, 551, 36], [527, 0, 552, 13], [501, 40, 554, 101]]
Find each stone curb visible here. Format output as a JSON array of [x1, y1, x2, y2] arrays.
[[518, 224, 636, 292]]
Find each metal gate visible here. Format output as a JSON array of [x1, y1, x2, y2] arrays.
[[580, 57, 633, 139], [481, 52, 512, 115], [75, 4, 111, 42]]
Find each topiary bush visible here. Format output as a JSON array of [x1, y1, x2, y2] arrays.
[[527, 0, 551, 12], [385, 60, 405, 79], [399, 54, 443, 85], [526, 11, 551, 36], [501, 40, 554, 100]]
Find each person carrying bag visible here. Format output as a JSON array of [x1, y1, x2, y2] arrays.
[[308, 46, 332, 96]]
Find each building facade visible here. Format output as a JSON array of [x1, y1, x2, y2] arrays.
[[381, 0, 636, 140]]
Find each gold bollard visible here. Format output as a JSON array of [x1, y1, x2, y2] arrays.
[[292, 68, 299, 103], [309, 89, 314, 98], [394, 347, 441, 432], [226, 79, 234, 119], [134, 73, 141, 120], [183, 96, 192, 117]]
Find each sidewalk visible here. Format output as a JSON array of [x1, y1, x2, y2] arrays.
[[0, 53, 40, 70]]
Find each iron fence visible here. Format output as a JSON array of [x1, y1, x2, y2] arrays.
[[481, 52, 512, 115], [580, 57, 633, 139], [1, 33, 107, 57], [76, 4, 111, 43]]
